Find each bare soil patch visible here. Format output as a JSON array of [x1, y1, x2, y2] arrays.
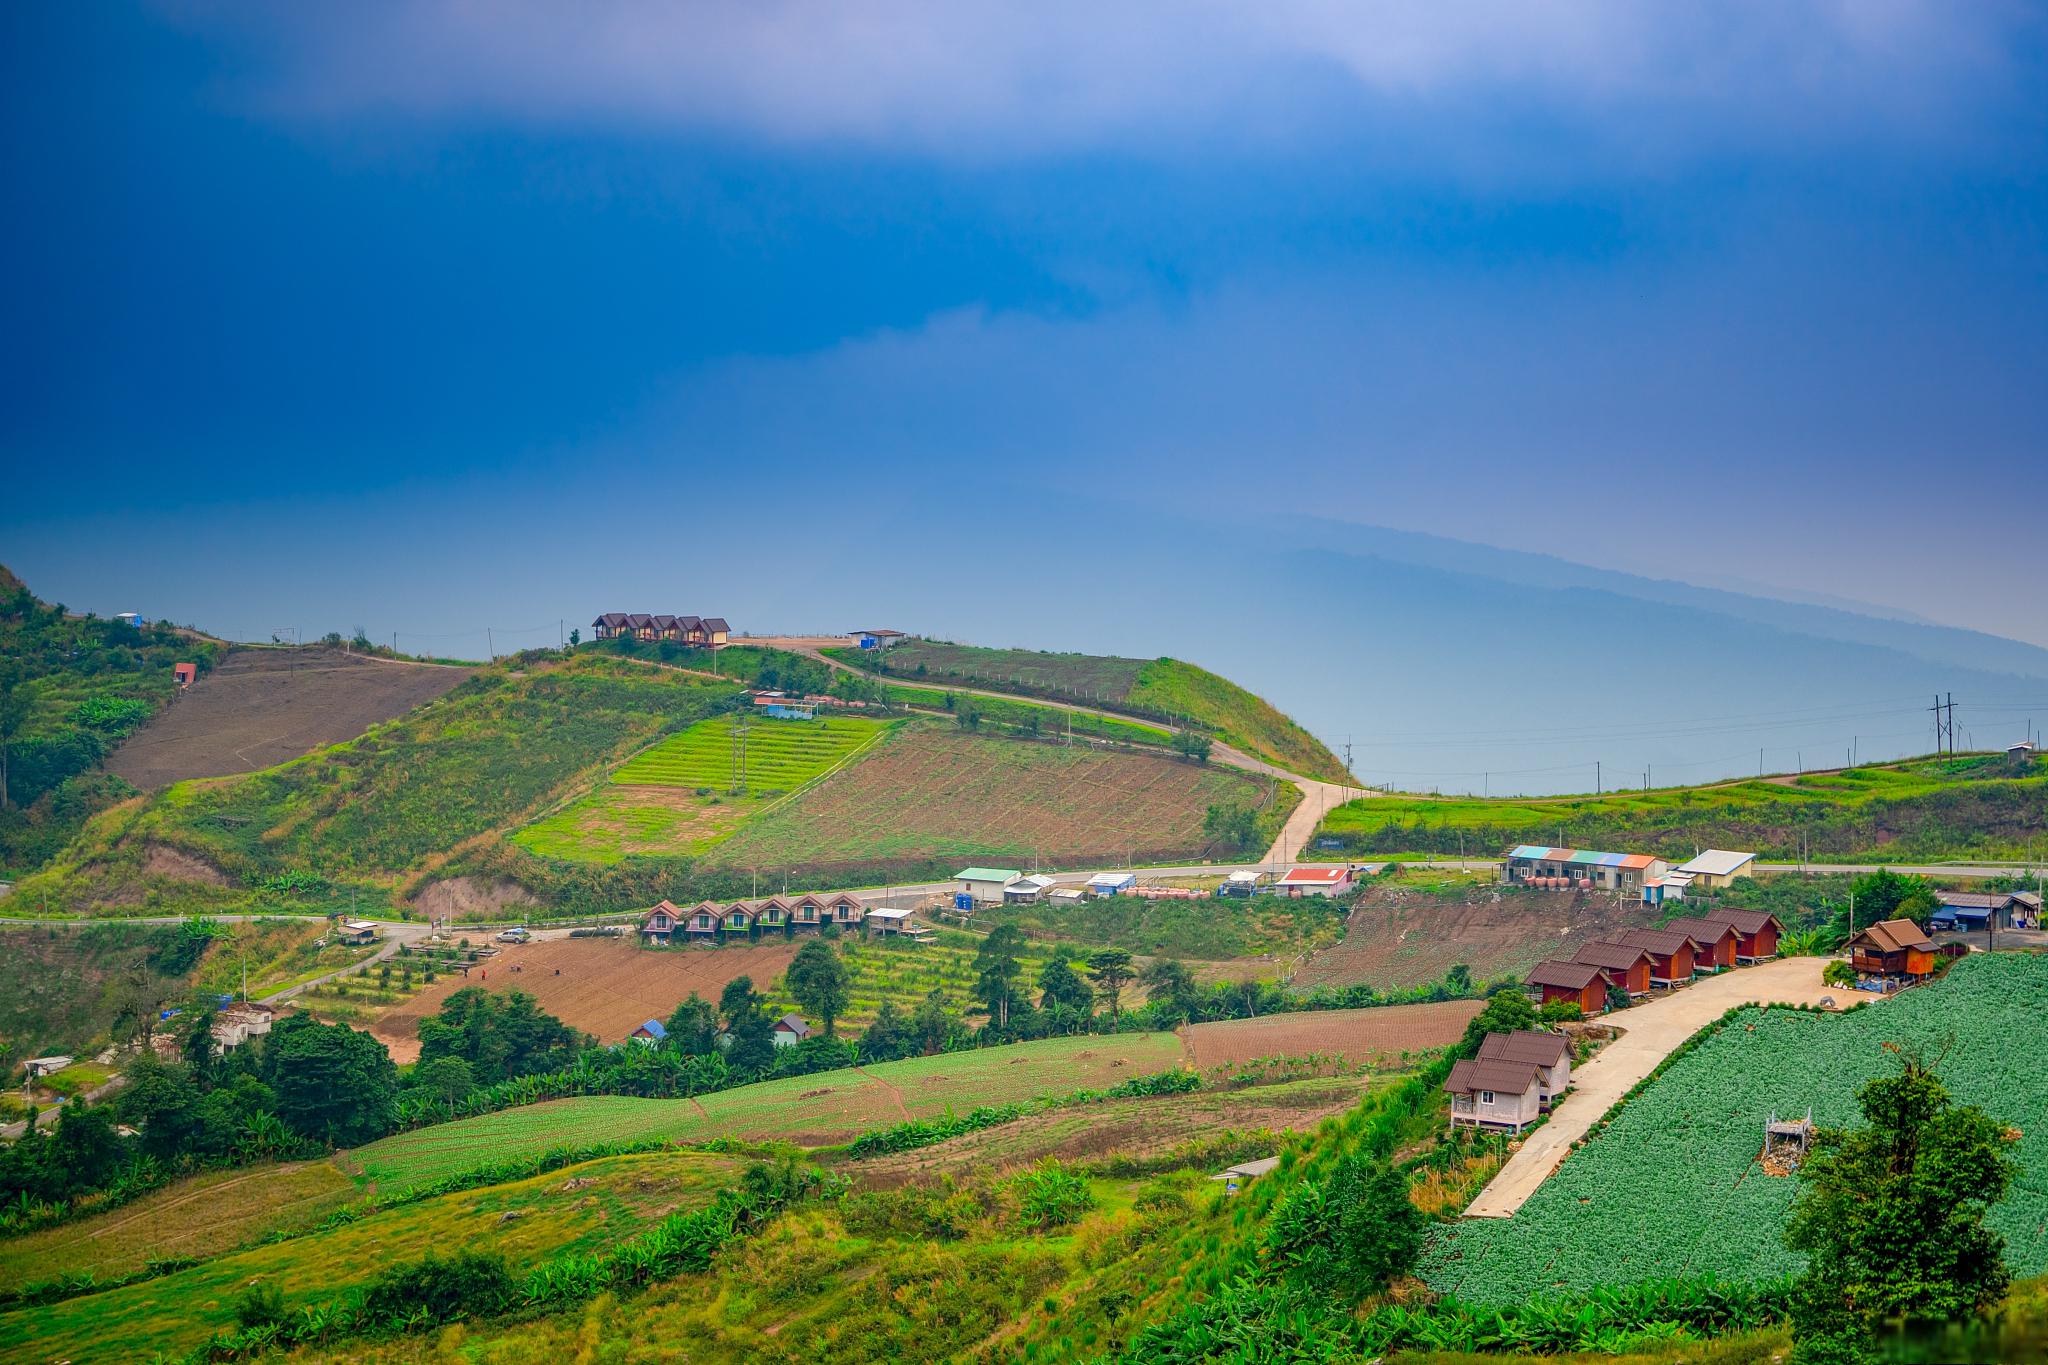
[[1182, 1000, 1482, 1069], [371, 937, 799, 1061], [141, 843, 229, 886], [105, 646, 474, 789], [411, 875, 541, 922], [1293, 884, 1668, 991]]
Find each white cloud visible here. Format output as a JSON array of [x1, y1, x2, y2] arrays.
[[170, 0, 2024, 160]]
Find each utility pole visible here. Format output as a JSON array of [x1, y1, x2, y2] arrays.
[[487, 627, 494, 662], [1596, 761, 1601, 796], [1933, 694, 1945, 755]]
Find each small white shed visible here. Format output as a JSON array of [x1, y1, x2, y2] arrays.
[[957, 868, 1024, 904]]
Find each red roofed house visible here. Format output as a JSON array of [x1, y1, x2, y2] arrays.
[[1443, 1056, 1545, 1132], [1275, 866, 1354, 898], [1571, 941, 1655, 998], [1704, 909, 1782, 963], [1475, 1030, 1572, 1107], [684, 901, 720, 942], [1661, 917, 1739, 972], [1526, 959, 1608, 1015], [1617, 927, 1698, 988]]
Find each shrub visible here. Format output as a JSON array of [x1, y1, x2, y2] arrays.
[[232, 1280, 288, 1330], [1011, 1160, 1096, 1231], [360, 1249, 515, 1328]]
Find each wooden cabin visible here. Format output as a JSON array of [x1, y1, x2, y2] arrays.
[[1703, 909, 1782, 963], [1475, 1030, 1572, 1107], [1661, 917, 1739, 972], [824, 892, 865, 927], [641, 899, 682, 944], [1526, 959, 1609, 1015], [720, 902, 755, 936], [1617, 927, 1698, 988], [791, 895, 828, 932], [1571, 941, 1655, 998], [754, 897, 792, 933], [1443, 1057, 1544, 1133], [684, 902, 720, 941], [1847, 919, 1937, 982]]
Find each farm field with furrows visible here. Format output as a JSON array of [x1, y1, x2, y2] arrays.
[[844, 640, 1152, 699], [1180, 999, 1484, 1068], [352, 1032, 1192, 1186], [704, 723, 1266, 878], [851, 1073, 1381, 1183], [1292, 881, 1663, 991], [978, 889, 1344, 962], [513, 713, 894, 862], [369, 938, 803, 1061], [1314, 751, 2048, 862], [0, 1150, 743, 1365], [771, 930, 1076, 1035], [0, 1159, 357, 1291], [1419, 952, 2048, 1305]]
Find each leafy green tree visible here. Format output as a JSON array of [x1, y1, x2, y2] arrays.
[[1040, 956, 1096, 1013], [1458, 989, 1539, 1056], [416, 988, 580, 1086], [1138, 958, 1196, 1023], [724, 1003, 778, 1075], [664, 993, 720, 1055], [1087, 949, 1137, 1023], [262, 1014, 398, 1146], [1785, 1055, 2018, 1362], [1174, 729, 1214, 763], [406, 1056, 477, 1103], [568, 628, 581, 647], [1846, 867, 1939, 929], [859, 999, 913, 1062], [1264, 1151, 1422, 1301], [786, 940, 851, 1038], [973, 924, 1028, 1030], [1821, 960, 1858, 988], [955, 696, 984, 730], [179, 999, 221, 1090], [1202, 802, 1258, 853], [907, 989, 957, 1055], [0, 663, 27, 811], [718, 975, 758, 1027], [1537, 998, 1583, 1024]]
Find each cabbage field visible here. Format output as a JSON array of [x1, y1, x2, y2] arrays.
[[1421, 952, 2048, 1304]]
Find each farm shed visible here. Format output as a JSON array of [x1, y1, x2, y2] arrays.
[[1088, 871, 1137, 897], [852, 628, 908, 650], [1004, 875, 1058, 904], [958, 867, 1024, 904], [1847, 919, 1938, 982], [1703, 908, 1783, 963], [334, 919, 381, 946], [641, 900, 682, 943], [1475, 1030, 1572, 1107], [1275, 865, 1353, 897], [1616, 927, 1699, 987], [173, 661, 198, 687], [1048, 887, 1088, 908], [1218, 870, 1265, 897], [1661, 916, 1738, 971], [864, 907, 932, 942], [1671, 849, 1757, 889], [1640, 871, 1693, 906], [1930, 891, 2017, 933], [212, 1003, 276, 1049], [1444, 1057, 1544, 1133], [631, 1018, 668, 1044], [1525, 959, 1608, 1015], [772, 1013, 815, 1047], [1502, 846, 1668, 896], [22, 1056, 74, 1080], [1570, 941, 1655, 998]]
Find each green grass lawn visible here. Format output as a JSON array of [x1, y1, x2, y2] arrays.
[[350, 1032, 1191, 1187], [0, 1150, 741, 1364], [610, 714, 895, 791], [1317, 752, 2048, 861]]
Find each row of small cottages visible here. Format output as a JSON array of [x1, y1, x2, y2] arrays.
[[1525, 909, 1784, 1014], [590, 613, 731, 645], [1443, 1029, 1573, 1134], [641, 893, 928, 943]]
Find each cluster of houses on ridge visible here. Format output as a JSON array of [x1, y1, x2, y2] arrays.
[[640, 892, 935, 944], [590, 613, 732, 646], [1503, 845, 1758, 905], [1524, 906, 1782, 1015]]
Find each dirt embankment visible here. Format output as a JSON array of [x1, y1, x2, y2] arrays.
[[105, 647, 474, 790], [411, 876, 539, 922], [1294, 882, 1671, 991]]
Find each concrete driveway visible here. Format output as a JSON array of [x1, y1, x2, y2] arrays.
[[1462, 956, 1855, 1219]]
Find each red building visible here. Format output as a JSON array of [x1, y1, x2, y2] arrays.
[[1661, 917, 1739, 971], [1703, 909, 1782, 963], [1526, 959, 1609, 1015], [1617, 927, 1698, 987], [1571, 941, 1655, 998]]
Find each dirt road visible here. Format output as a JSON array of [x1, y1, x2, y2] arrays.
[[1462, 957, 1855, 1219]]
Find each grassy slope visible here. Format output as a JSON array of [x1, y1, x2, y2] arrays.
[[1422, 952, 2048, 1305], [703, 721, 1270, 883], [14, 656, 738, 914], [974, 889, 1349, 962], [352, 1032, 1190, 1186], [0, 566, 225, 876], [827, 641, 1349, 780], [1317, 752, 2048, 861], [0, 1149, 742, 1364]]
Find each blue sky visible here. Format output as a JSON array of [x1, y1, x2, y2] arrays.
[[4, 1, 2046, 665]]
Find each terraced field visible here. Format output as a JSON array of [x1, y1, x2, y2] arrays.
[[612, 714, 895, 791]]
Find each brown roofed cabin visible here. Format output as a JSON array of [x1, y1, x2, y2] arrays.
[[1617, 927, 1698, 988], [1571, 941, 1655, 998], [1661, 917, 1739, 972], [1444, 1057, 1544, 1132], [1475, 1030, 1572, 1107], [1847, 918, 1938, 982], [1526, 959, 1608, 1015], [1704, 909, 1782, 963]]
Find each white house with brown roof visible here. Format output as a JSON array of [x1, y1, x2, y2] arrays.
[[1444, 1056, 1544, 1132], [1475, 1030, 1572, 1107]]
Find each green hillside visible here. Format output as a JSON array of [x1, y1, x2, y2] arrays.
[[12, 655, 738, 915], [0, 567, 223, 876], [824, 639, 1348, 780], [1316, 750, 2048, 862]]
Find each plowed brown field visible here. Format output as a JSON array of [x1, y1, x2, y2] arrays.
[[1292, 883, 1667, 991], [372, 937, 798, 1061], [1181, 999, 1482, 1068]]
